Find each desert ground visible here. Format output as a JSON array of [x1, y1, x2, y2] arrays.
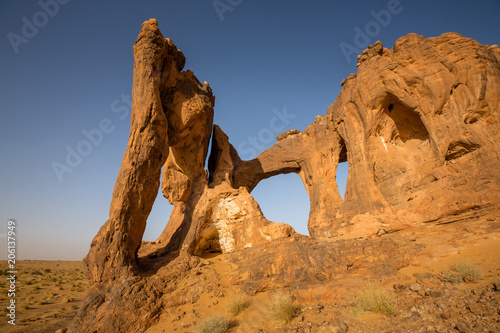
[[145, 238, 500, 332], [2, 238, 499, 332], [0, 260, 87, 333]]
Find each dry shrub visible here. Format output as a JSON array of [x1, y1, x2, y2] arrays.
[[353, 283, 398, 317], [227, 294, 250, 316], [445, 260, 482, 284], [268, 294, 299, 325], [195, 315, 229, 333]]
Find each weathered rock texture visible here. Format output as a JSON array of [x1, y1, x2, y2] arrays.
[[70, 21, 500, 333], [70, 19, 293, 332], [83, 19, 171, 285], [141, 124, 296, 258], [235, 33, 500, 239]]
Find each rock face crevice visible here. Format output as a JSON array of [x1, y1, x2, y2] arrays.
[[71, 22, 500, 333]]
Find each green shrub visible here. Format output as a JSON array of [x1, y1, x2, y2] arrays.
[[353, 283, 398, 317], [195, 316, 229, 333], [268, 294, 299, 325]]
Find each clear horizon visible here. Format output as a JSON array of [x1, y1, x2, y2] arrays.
[[1, 0, 499, 260]]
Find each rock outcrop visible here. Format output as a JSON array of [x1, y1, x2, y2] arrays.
[[83, 19, 171, 285], [70, 19, 294, 332], [69, 20, 500, 333], [234, 32, 500, 239]]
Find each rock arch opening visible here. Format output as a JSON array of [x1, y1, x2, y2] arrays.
[[142, 188, 173, 242], [337, 162, 349, 199], [251, 173, 311, 236], [336, 137, 349, 199]]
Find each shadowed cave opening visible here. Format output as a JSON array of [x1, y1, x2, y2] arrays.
[[251, 173, 311, 236], [381, 97, 429, 144]]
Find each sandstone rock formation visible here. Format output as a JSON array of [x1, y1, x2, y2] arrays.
[[69, 20, 500, 333], [83, 19, 172, 285], [70, 19, 294, 332], [234, 32, 500, 239]]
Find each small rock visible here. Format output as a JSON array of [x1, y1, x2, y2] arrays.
[[492, 282, 500, 292], [410, 282, 422, 292], [455, 323, 470, 333], [175, 311, 186, 320], [414, 272, 434, 280], [467, 303, 484, 315], [325, 317, 349, 333], [394, 284, 406, 291], [440, 312, 451, 320], [426, 290, 444, 298], [411, 311, 421, 318], [212, 300, 218, 305]]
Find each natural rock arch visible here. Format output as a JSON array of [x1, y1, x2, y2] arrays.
[[251, 172, 311, 236], [71, 22, 500, 333]]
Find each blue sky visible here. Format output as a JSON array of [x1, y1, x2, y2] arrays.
[[0, 0, 498, 260]]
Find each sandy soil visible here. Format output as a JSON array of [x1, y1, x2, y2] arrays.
[[147, 239, 500, 332], [0, 260, 87, 333], [1, 239, 499, 332]]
